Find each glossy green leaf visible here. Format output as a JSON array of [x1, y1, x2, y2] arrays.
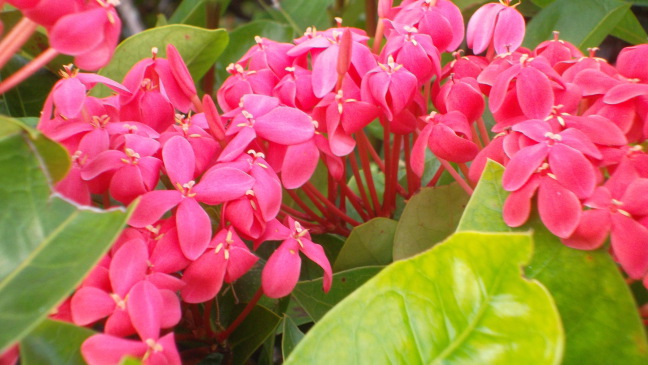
[[20, 319, 94, 365], [229, 305, 281, 365], [291, 266, 383, 322], [392, 183, 469, 260], [266, 0, 335, 33], [216, 20, 293, 84], [611, 10, 648, 45], [457, 161, 648, 364], [334, 218, 396, 271], [0, 120, 131, 353], [286, 231, 564, 364], [524, 0, 630, 51], [97, 25, 228, 95], [281, 315, 304, 360]]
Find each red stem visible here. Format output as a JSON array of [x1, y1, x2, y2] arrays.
[[382, 133, 402, 216], [357, 130, 381, 213], [0, 47, 59, 95], [348, 152, 374, 217], [427, 165, 445, 187], [217, 287, 263, 342], [0, 17, 39, 70], [341, 183, 371, 221], [285, 189, 328, 225], [403, 134, 419, 196], [438, 158, 473, 195], [477, 116, 491, 145], [304, 182, 361, 226]]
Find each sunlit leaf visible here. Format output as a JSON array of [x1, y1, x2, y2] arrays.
[[286, 231, 564, 364]]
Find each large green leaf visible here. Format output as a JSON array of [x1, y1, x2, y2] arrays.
[[168, 0, 207, 27], [97, 25, 228, 95], [291, 266, 383, 322], [0, 55, 58, 117], [281, 315, 304, 360], [264, 0, 335, 33], [457, 161, 648, 364], [392, 183, 469, 260], [0, 119, 131, 352], [524, 0, 631, 51], [333, 217, 397, 271], [285, 231, 564, 364], [20, 319, 94, 365], [216, 20, 294, 84], [611, 9, 648, 45]]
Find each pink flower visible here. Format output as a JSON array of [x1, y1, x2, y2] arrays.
[[391, 0, 464, 52], [260, 218, 332, 298], [360, 55, 417, 121], [467, 0, 525, 55]]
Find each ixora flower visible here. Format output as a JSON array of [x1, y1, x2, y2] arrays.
[[260, 218, 332, 298], [466, 0, 525, 55]]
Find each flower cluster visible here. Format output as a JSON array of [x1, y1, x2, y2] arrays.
[[2, 0, 647, 363]]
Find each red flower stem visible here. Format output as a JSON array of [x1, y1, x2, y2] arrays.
[[438, 158, 473, 195], [0, 17, 39, 71], [0, 47, 59, 95], [348, 152, 374, 216], [365, 0, 377, 37], [458, 163, 474, 187], [102, 191, 112, 209], [471, 124, 484, 149], [281, 203, 313, 221], [427, 165, 445, 187], [382, 117, 391, 174], [191, 94, 204, 113], [304, 182, 361, 226], [476, 116, 491, 145], [423, 81, 432, 110], [403, 134, 418, 196], [204, 300, 215, 336], [372, 18, 385, 54], [486, 42, 496, 62], [382, 133, 401, 216], [359, 129, 408, 197], [285, 189, 328, 225], [341, 183, 371, 221], [217, 287, 264, 342], [299, 183, 331, 220], [357, 130, 381, 213]]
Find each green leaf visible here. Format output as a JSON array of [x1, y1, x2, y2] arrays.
[[269, 0, 335, 33], [392, 183, 469, 260], [0, 56, 58, 117], [216, 20, 293, 84], [169, 0, 207, 27], [291, 266, 383, 322], [285, 231, 564, 364], [333, 217, 396, 271], [281, 315, 304, 360], [457, 162, 648, 364], [0, 119, 132, 353], [20, 319, 94, 365], [96, 25, 228, 95], [457, 160, 510, 232], [524, 0, 631, 51], [229, 306, 282, 365], [611, 9, 648, 45]]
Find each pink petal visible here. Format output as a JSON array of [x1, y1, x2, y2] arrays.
[[503, 176, 540, 227], [110, 165, 146, 205], [262, 239, 302, 298], [110, 239, 149, 297], [54, 78, 86, 118], [70, 287, 115, 326], [166, 44, 197, 98], [493, 6, 525, 54], [466, 3, 500, 54], [502, 143, 548, 191], [281, 141, 319, 189], [194, 166, 255, 204], [163, 136, 195, 184], [516, 67, 553, 119], [128, 190, 183, 228], [81, 335, 146, 365], [176, 199, 212, 260], [255, 107, 315, 145], [603, 83, 648, 104], [428, 124, 479, 163], [312, 46, 339, 98], [562, 209, 610, 250], [150, 228, 191, 273], [537, 177, 582, 238], [181, 250, 227, 303], [611, 214, 648, 278], [81, 150, 124, 181], [300, 240, 333, 293], [127, 281, 162, 341], [49, 9, 105, 55], [159, 289, 182, 329], [410, 124, 434, 177], [548, 144, 596, 199]]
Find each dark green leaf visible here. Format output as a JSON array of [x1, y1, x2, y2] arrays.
[[0, 56, 58, 117], [457, 161, 648, 364], [333, 217, 396, 271], [96, 25, 228, 96], [611, 9, 648, 45], [392, 183, 469, 260], [20, 319, 94, 365], [267, 0, 335, 33], [229, 306, 281, 365], [524, 0, 631, 51], [281, 315, 304, 360], [291, 266, 383, 322], [0, 119, 131, 352], [169, 0, 207, 27], [285, 232, 564, 364]]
